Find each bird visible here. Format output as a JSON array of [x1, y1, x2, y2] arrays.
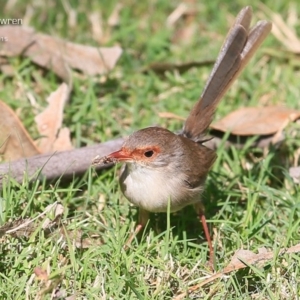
[[92, 6, 272, 267]]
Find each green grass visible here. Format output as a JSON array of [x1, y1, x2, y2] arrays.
[[1, 0, 300, 299]]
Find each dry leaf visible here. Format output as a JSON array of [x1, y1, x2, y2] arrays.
[[34, 267, 49, 281], [35, 83, 72, 153], [61, 0, 77, 29], [4, 0, 17, 12], [166, 3, 188, 28], [287, 3, 298, 28], [53, 289, 70, 299], [108, 3, 123, 27], [289, 166, 300, 184], [97, 193, 106, 212], [172, 23, 198, 45], [260, 5, 300, 53], [35, 269, 62, 300], [0, 218, 34, 238], [0, 57, 14, 75], [224, 249, 267, 272], [0, 202, 63, 240], [0, 101, 40, 161], [173, 243, 300, 300], [0, 26, 122, 80], [210, 106, 300, 136], [53, 127, 73, 153], [170, 1, 198, 45], [1, 202, 63, 239], [89, 12, 104, 44], [0, 26, 34, 56], [0, 201, 102, 250]]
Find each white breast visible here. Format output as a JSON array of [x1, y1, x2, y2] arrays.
[[119, 163, 202, 213]]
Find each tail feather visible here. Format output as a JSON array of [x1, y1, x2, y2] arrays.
[[182, 6, 272, 142]]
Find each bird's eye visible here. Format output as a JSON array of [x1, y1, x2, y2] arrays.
[[144, 150, 154, 158]]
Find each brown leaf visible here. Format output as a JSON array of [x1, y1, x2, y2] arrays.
[[53, 127, 73, 153], [108, 3, 123, 27], [34, 267, 49, 281], [1, 200, 100, 250], [166, 3, 188, 28], [35, 270, 62, 300], [35, 83, 72, 153], [0, 26, 122, 80], [53, 288, 69, 299], [0, 218, 34, 238], [172, 23, 198, 45], [88, 12, 105, 44], [97, 193, 106, 212], [173, 243, 300, 300], [0, 57, 14, 75], [0, 101, 40, 161], [170, 1, 198, 45], [260, 4, 300, 53], [1, 202, 64, 238], [0, 26, 35, 56], [223, 249, 267, 272], [0, 201, 101, 251], [289, 166, 300, 184], [210, 106, 300, 136]]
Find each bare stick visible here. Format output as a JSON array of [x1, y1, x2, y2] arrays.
[[0, 138, 124, 189]]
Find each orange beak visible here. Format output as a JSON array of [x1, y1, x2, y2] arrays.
[[92, 148, 133, 166], [106, 148, 133, 162]]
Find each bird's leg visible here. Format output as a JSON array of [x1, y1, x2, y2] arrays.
[[124, 208, 149, 249], [194, 203, 214, 269]]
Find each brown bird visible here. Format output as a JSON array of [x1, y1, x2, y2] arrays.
[[92, 6, 272, 267]]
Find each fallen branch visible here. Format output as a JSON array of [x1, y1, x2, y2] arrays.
[[0, 138, 124, 189]]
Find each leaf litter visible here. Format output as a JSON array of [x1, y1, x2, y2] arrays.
[[34, 83, 73, 153], [0, 25, 122, 81], [173, 243, 300, 299], [0, 101, 40, 161], [0, 201, 103, 249]]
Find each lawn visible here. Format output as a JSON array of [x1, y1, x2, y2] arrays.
[[0, 0, 300, 299]]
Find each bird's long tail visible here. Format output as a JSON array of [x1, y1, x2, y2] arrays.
[[182, 6, 272, 142]]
